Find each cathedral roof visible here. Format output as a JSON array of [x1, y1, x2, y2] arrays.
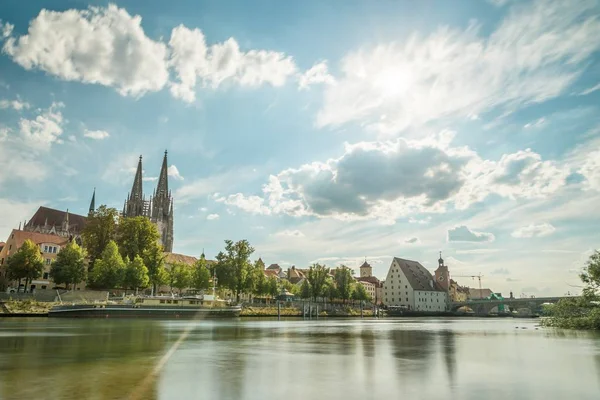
[[25, 206, 87, 233]]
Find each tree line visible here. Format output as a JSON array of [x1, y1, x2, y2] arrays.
[[2, 205, 371, 303]]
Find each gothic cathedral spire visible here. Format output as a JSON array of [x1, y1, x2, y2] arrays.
[[88, 187, 96, 216], [156, 150, 169, 198], [130, 155, 143, 202]]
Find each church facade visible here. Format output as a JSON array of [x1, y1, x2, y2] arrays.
[[120, 151, 174, 252]]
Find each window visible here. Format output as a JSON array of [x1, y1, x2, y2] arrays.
[[9, 245, 12, 250], [405, 285, 408, 289], [41, 285, 47, 290], [46, 259, 51, 265], [0, 258, 3, 265], [43, 272, 49, 279], [392, 298, 394, 302], [406, 298, 408, 302], [44, 245, 49, 252]]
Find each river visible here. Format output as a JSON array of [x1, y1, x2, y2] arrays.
[[0, 317, 598, 399]]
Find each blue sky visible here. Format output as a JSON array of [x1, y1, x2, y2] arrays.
[[1, 0, 600, 296]]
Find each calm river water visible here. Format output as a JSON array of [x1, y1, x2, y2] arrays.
[[0, 317, 599, 399]]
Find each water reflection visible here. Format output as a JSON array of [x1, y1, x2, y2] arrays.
[[0, 318, 599, 400]]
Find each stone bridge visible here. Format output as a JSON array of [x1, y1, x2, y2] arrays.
[[450, 296, 573, 315]]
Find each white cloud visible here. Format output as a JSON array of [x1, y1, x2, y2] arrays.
[[0, 21, 13, 38], [224, 132, 569, 222], [167, 165, 184, 180], [0, 98, 30, 111], [67, 135, 76, 142], [523, 117, 546, 129], [487, 0, 511, 6], [456, 249, 502, 255], [206, 213, 219, 220], [579, 82, 600, 96], [404, 237, 420, 244], [168, 25, 296, 102], [18, 102, 64, 151], [447, 225, 495, 243], [3, 5, 169, 97], [316, 0, 600, 134], [298, 61, 335, 90], [142, 176, 158, 182], [273, 229, 305, 238], [83, 129, 110, 140], [199, 207, 208, 212], [0, 198, 40, 240], [408, 216, 431, 224], [511, 222, 556, 238]]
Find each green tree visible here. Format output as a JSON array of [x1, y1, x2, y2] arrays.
[[352, 282, 371, 303], [91, 240, 125, 289], [50, 241, 87, 290], [543, 250, 600, 330], [307, 263, 330, 301], [191, 254, 211, 291], [82, 206, 118, 269], [116, 216, 160, 262], [299, 279, 312, 299], [215, 239, 254, 302], [280, 279, 293, 293], [6, 239, 44, 292], [143, 242, 167, 295], [334, 265, 354, 303], [324, 278, 338, 302], [168, 263, 192, 294], [581, 250, 600, 298], [267, 276, 279, 300], [123, 255, 150, 293], [246, 259, 267, 298]]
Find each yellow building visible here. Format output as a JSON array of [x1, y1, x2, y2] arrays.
[[0, 229, 70, 291], [449, 279, 468, 302]]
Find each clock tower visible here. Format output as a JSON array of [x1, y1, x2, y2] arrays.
[[434, 251, 450, 291]]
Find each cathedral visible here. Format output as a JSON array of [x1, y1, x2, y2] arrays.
[[119, 151, 174, 252]]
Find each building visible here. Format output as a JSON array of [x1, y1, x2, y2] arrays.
[[266, 263, 287, 279], [467, 288, 493, 300], [0, 229, 70, 291], [122, 152, 174, 252], [22, 206, 87, 242], [358, 280, 376, 301], [287, 266, 306, 284], [449, 279, 468, 302], [355, 261, 384, 305], [382, 257, 448, 311]]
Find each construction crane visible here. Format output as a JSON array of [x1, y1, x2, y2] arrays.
[[452, 273, 484, 299]]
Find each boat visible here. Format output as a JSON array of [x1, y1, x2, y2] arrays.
[[48, 294, 242, 318]]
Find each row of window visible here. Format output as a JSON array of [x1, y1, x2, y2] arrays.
[[43, 245, 58, 253], [386, 298, 409, 303]]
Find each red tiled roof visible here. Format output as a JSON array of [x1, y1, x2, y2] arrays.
[[267, 263, 281, 270], [264, 270, 279, 277], [8, 230, 70, 249]]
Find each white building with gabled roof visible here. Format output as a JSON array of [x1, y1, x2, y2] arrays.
[[383, 257, 448, 311]]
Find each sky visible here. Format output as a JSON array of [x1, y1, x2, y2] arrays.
[[1, 0, 599, 297]]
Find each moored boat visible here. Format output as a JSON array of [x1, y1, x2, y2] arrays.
[[48, 295, 241, 318]]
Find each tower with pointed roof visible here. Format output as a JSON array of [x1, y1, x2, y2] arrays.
[[360, 259, 373, 277], [122, 151, 174, 252], [88, 188, 96, 216], [434, 251, 450, 291]]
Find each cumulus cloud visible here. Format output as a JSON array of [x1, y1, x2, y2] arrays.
[[511, 222, 556, 238], [18, 102, 64, 151], [3, 5, 169, 97], [206, 213, 219, 220], [316, 0, 600, 134], [168, 25, 296, 102], [273, 229, 305, 238], [298, 61, 335, 90], [222, 132, 569, 222], [447, 225, 495, 243], [83, 129, 110, 140], [168, 165, 184, 180], [0, 98, 30, 111]]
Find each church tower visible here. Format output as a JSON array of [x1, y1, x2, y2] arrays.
[[360, 260, 373, 277], [122, 152, 174, 252], [150, 151, 174, 252], [434, 251, 450, 291]]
